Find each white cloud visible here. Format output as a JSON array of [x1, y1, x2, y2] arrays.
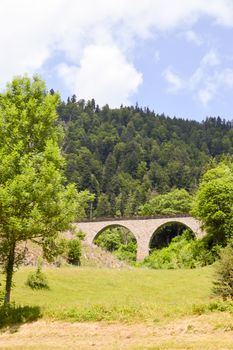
[[0, 0, 233, 104], [57, 45, 142, 107], [183, 30, 203, 46], [163, 68, 184, 92], [0, 0, 60, 85], [197, 83, 217, 106], [201, 50, 220, 66], [197, 68, 233, 105], [164, 50, 233, 106], [189, 50, 220, 90]]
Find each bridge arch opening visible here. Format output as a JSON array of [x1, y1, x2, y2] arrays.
[[149, 221, 195, 253], [93, 224, 137, 262]]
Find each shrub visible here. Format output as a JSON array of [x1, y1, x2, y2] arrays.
[[94, 227, 137, 262], [213, 244, 233, 299], [26, 266, 49, 290], [95, 230, 121, 252], [141, 230, 216, 269], [114, 241, 137, 262], [67, 238, 81, 265]]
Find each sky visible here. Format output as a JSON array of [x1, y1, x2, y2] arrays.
[[1, 0, 233, 121]]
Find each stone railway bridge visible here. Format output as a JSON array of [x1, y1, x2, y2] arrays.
[[75, 215, 204, 261]]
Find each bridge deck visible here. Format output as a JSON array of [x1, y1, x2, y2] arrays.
[[77, 214, 192, 223]]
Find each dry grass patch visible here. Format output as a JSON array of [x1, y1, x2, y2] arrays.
[[0, 313, 233, 350]]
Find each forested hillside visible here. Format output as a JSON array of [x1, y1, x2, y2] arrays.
[[58, 96, 233, 218]]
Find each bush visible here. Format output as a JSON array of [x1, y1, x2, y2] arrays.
[[67, 239, 81, 265], [94, 227, 137, 262], [95, 231, 121, 252], [114, 241, 137, 262], [26, 266, 49, 290], [213, 244, 233, 299], [141, 230, 216, 269]]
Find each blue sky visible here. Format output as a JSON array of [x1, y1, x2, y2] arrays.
[[1, 0, 233, 121]]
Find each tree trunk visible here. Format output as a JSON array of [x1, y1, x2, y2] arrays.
[[4, 241, 16, 305]]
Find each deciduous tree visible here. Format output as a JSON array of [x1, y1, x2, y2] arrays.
[[138, 189, 193, 216], [0, 76, 91, 304], [192, 163, 233, 245]]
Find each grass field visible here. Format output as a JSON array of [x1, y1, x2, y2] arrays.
[[11, 266, 214, 322], [0, 266, 233, 349]]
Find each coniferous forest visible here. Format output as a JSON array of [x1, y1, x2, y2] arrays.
[[57, 95, 233, 218]]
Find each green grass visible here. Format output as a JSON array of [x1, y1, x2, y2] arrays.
[[1, 266, 233, 350], [7, 266, 215, 323]]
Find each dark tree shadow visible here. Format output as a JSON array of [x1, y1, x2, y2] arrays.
[[0, 304, 42, 333]]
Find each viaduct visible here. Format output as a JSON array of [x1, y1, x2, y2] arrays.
[[75, 215, 204, 261]]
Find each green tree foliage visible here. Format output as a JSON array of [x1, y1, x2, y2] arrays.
[[138, 189, 193, 216], [213, 244, 233, 300], [67, 239, 81, 265], [141, 230, 215, 269], [0, 76, 91, 304], [95, 193, 112, 217], [150, 223, 192, 249], [192, 162, 233, 245], [94, 227, 137, 262], [58, 98, 233, 217]]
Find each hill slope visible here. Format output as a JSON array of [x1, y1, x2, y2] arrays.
[[81, 243, 130, 268], [58, 98, 233, 217]]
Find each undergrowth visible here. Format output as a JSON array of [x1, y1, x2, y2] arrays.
[[140, 231, 218, 269], [192, 300, 233, 315]]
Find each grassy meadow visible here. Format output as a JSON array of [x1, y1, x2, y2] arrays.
[[1, 266, 233, 350], [9, 266, 215, 323]]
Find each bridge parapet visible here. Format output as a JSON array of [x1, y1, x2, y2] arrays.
[[77, 213, 192, 223]]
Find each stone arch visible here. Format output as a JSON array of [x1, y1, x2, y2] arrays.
[[93, 223, 138, 244], [149, 220, 196, 251], [92, 223, 138, 259]]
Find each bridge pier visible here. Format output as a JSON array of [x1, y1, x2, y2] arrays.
[[136, 238, 150, 261]]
